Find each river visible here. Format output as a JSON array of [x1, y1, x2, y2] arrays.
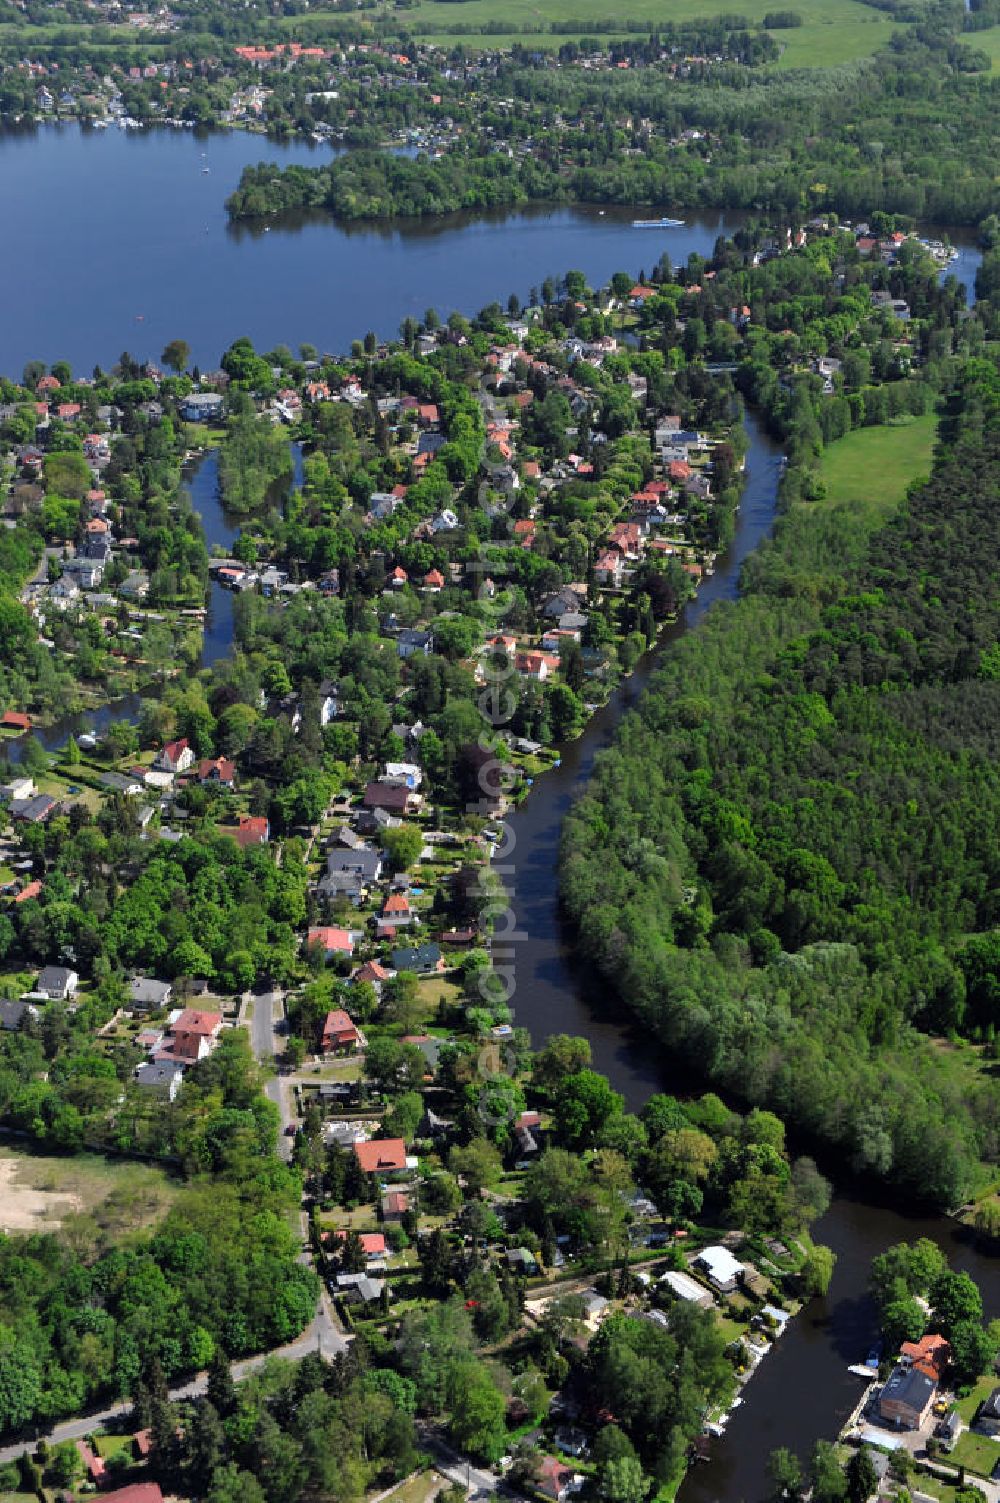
[[1, 121, 993, 1496], [497, 301, 996, 1502]]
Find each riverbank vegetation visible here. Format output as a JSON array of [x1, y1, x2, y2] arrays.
[[561, 238, 1000, 1210], [217, 401, 295, 516]]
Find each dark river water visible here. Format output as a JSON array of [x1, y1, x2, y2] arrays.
[[1, 122, 992, 1497]]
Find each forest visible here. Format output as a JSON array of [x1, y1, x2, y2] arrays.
[[227, 18, 1000, 226], [561, 350, 1000, 1210], [0, 1024, 317, 1436]]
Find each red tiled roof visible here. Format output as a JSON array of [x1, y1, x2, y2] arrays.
[[364, 782, 411, 812], [354, 1138, 407, 1174], [309, 926, 354, 953], [234, 814, 268, 846], [354, 960, 390, 983], [14, 880, 42, 904], [197, 757, 236, 783], [333, 1230, 386, 1254], [323, 1008, 359, 1043], [172, 1009, 222, 1035], [901, 1334, 951, 1379], [100, 1484, 165, 1503]]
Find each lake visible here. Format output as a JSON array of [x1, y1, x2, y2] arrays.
[[0, 121, 734, 375]]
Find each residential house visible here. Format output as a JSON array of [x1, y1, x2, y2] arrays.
[[337, 1273, 386, 1306], [157, 737, 194, 774], [197, 757, 236, 787], [0, 1000, 38, 1031], [156, 1008, 223, 1066], [1, 776, 34, 802], [878, 1364, 937, 1429], [694, 1245, 744, 1293], [383, 762, 422, 789], [77, 1442, 106, 1487], [100, 771, 144, 796], [13, 880, 42, 904], [378, 892, 413, 933], [135, 1060, 183, 1101], [397, 628, 434, 659], [660, 1270, 714, 1308], [538, 1457, 584, 1502], [319, 681, 339, 725], [900, 1334, 951, 1382], [321, 1008, 363, 1053], [354, 1138, 408, 1175], [99, 1484, 165, 1503], [326, 846, 383, 884], [541, 627, 581, 653], [423, 568, 445, 592], [11, 794, 56, 823], [316, 869, 367, 905], [180, 393, 224, 421], [381, 1190, 410, 1222], [516, 650, 559, 682], [129, 977, 173, 1011], [593, 550, 624, 587], [364, 781, 416, 816], [541, 585, 588, 620], [391, 943, 443, 974], [354, 959, 391, 990], [233, 814, 270, 847], [333, 1230, 386, 1260], [36, 965, 79, 1000], [63, 556, 104, 589], [308, 927, 355, 961]]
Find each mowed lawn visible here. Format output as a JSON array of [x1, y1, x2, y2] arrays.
[[817, 415, 938, 517]]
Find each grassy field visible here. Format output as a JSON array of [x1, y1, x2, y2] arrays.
[[0, 1145, 178, 1239], [817, 414, 938, 517], [274, 0, 898, 64], [967, 22, 1000, 68]]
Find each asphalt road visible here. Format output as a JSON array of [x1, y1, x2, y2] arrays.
[[247, 988, 295, 1160]]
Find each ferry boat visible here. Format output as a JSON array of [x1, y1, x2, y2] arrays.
[[632, 216, 685, 228]]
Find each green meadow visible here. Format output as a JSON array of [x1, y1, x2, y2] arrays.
[[275, 0, 899, 65], [817, 414, 938, 517]]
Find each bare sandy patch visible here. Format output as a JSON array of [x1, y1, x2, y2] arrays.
[[0, 1157, 83, 1231]]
